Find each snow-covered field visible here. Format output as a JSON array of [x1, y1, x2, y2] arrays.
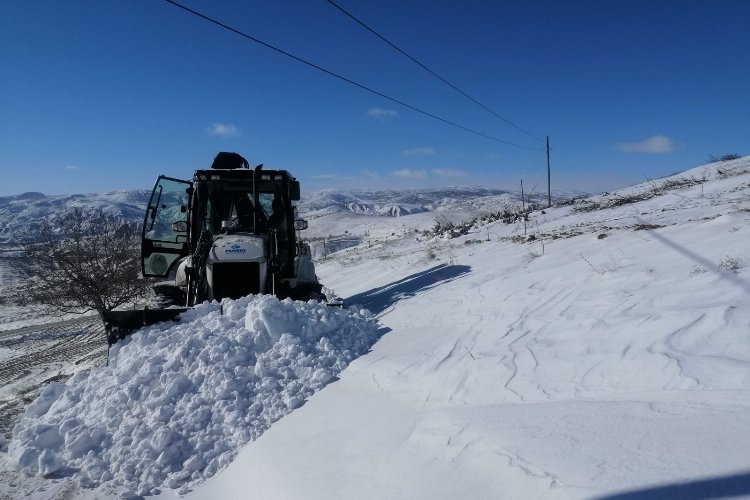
[[1, 157, 749, 499]]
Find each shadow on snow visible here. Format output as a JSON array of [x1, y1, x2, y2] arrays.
[[636, 217, 750, 297], [345, 263, 472, 315], [595, 470, 750, 500]]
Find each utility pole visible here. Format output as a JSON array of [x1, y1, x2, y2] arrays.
[[521, 179, 527, 235], [546, 136, 552, 208]]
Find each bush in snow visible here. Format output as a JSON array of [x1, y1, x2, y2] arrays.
[[426, 244, 437, 260], [574, 175, 704, 213], [689, 265, 707, 276], [718, 256, 744, 274], [707, 153, 742, 163]]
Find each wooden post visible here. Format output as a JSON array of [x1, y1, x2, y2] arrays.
[[521, 179, 527, 235], [546, 136, 552, 209]]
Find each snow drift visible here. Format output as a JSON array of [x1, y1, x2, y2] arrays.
[[8, 296, 380, 496]]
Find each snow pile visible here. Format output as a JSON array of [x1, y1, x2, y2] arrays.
[[8, 295, 379, 496]]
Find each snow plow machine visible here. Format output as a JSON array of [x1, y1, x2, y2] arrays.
[[103, 152, 330, 345]]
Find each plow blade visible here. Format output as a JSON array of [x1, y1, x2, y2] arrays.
[[102, 308, 188, 347]]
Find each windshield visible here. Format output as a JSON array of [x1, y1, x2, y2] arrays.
[[198, 180, 283, 236]]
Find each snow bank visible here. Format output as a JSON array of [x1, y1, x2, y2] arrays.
[[8, 295, 379, 496]]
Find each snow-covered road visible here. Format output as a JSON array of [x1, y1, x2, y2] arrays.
[[2, 158, 750, 499], [185, 158, 750, 499]]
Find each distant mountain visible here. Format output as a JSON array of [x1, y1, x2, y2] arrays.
[[298, 187, 579, 218], [0, 186, 581, 245], [301, 187, 513, 211], [0, 190, 150, 245]]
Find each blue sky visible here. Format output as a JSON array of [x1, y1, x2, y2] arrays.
[[1, 0, 748, 197]]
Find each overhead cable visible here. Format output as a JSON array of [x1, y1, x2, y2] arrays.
[[162, 0, 542, 151], [326, 0, 544, 144], [522, 149, 546, 193]]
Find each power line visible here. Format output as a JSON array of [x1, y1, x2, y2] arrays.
[[521, 149, 545, 193], [161, 0, 541, 151], [548, 146, 583, 176], [326, 0, 544, 144]]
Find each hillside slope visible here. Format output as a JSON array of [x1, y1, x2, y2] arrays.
[[184, 157, 750, 499], [1, 157, 748, 499], [0, 191, 150, 245], [0, 187, 553, 246]]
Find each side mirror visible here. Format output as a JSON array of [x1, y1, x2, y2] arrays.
[[172, 221, 188, 232], [289, 181, 301, 201], [293, 219, 308, 231]]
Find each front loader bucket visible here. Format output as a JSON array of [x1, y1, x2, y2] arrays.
[[102, 308, 187, 347]]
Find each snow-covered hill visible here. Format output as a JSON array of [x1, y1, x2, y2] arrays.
[[299, 186, 580, 218], [302, 187, 515, 216], [1, 156, 749, 499], [0, 186, 577, 246], [0, 191, 151, 245]]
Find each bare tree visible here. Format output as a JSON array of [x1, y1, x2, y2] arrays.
[[10, 208, 150, 324]]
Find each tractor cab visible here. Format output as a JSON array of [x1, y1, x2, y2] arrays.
[[141, 152, 320, 307]]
